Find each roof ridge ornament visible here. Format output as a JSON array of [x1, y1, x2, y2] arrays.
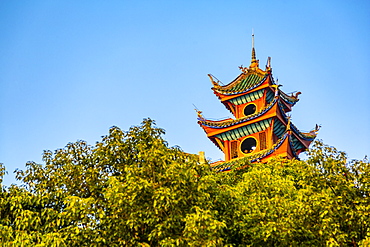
[[196, 109, 204, 120], [291, 91, 302, 99], [193, 105, 205, 120], [310, 124, 321, 135], [238, 65, 248, 74], [286, 115, 292, 131], [208, 74, 222, 88]]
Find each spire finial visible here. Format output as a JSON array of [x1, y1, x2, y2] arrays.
[[251, 30, 256, 61], [252, 29, 254, 47], [250, 30, 258, 68]]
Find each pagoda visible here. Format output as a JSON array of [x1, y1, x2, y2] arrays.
[[197, 35, 319, 171]]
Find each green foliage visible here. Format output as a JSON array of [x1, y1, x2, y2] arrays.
[[0, 119, 369, 246]]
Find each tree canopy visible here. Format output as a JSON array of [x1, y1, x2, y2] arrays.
[[1, 119, 369, 246]]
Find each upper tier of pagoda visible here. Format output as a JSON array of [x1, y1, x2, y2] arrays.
[[197, 35, 319, 167], [208, 49, 300, 115]]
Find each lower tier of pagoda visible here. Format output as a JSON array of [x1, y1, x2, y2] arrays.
[[210, 129, 298, 172]]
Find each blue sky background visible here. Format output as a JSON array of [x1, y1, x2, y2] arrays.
[[1, 1, 369, 185]]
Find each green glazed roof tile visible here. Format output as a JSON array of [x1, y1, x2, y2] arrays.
[[214, 73, 267, 95], [215, 118, 272, 141]]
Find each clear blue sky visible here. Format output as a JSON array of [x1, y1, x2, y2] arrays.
[[1, 1, 369, 185]]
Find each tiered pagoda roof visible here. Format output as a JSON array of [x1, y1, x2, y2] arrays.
[[197, 36, 319, 169]]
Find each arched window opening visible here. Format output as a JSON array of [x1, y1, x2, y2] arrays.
[[244, 104, 256, 116], [241, 137, 257, 154]]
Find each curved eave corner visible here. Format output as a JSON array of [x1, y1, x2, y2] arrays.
[[290, 123, 318, 144], [197, 118, 224, 151], [279, 90, 300, 106]]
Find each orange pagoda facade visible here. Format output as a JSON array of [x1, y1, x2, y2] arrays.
[[197, 36, 319, 171]]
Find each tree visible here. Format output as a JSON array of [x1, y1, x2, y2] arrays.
[[213, 141, 370, 246], [1, 119, 225, 246], [0, 119, 369, 246]]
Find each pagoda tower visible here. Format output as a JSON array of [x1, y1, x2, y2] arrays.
[[197, 35, 319, 171]]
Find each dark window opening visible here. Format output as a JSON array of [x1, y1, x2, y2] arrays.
[[244, 104, 256, 116], [272, 133, 278, 143], [230, 141, 238, 159], [259, 132, 267, 150], [241, 137, 257, 154]]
